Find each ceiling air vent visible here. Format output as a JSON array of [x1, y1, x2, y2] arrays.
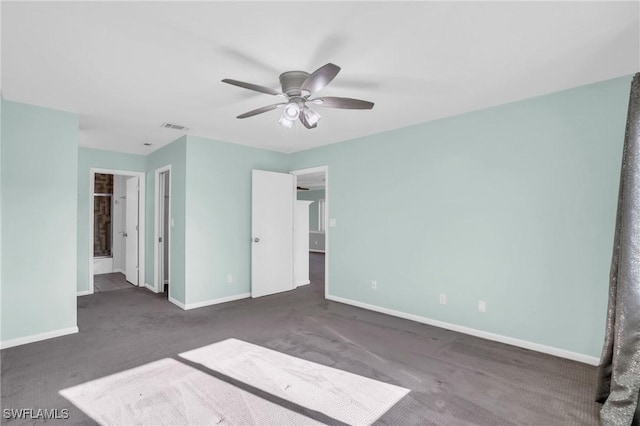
[[161, 122, 188, 131]]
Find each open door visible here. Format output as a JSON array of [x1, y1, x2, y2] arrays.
[[251, 169, 294, 298], [125, 177, 139, 285]]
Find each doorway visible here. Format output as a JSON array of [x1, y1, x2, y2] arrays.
[[89, 168, 146, 294], [154, 166, 171, 296], [291, 166, 328, 297]]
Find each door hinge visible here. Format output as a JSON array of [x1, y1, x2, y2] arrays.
[[136, 225, 139, 231], [159, 237, 163, 243]]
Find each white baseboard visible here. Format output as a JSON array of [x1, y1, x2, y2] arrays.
[[169, 293, 251, 310], [77, 290, 92, 296], [296, 280, 311, 287], [326, 295, 600, 366], [183, 293, 251, 310], [168, 296, 186, 309], [114, 268, 125, 275], [1, 326, 79, 350], [144, 282, 157, 292], [309, 249, 325, 253], [169, 294, 250, 310]]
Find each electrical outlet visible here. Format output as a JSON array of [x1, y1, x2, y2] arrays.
[[478, 300, 487, 313], [371, 280, 377, 290], [439, 293, 447, 305], [227, 274, 233, 284]]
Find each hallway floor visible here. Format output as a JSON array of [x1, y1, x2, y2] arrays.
[[93, 272, 135, 293]]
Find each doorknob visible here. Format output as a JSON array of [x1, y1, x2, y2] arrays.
[[123, 232, 128, 238], [253, 237, 260, 243]]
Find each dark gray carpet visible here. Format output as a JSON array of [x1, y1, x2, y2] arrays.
[[1, 253, 600, 425]]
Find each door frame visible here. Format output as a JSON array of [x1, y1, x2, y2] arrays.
[[290, 165, 329, 299], [154, 165, 172, 294], [89, 168, 146, 294]]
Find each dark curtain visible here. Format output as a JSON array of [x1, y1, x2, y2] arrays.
[[596, 72, 640, 426]]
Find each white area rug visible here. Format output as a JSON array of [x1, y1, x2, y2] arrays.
[[60, 358, 322, 425], [180, 338, 410, 425]]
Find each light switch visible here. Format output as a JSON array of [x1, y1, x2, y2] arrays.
[[329, 218, 336, 227]]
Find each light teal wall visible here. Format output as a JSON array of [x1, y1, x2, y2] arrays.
[[76, 148, 146, 293], [145, 136, 187, 304], [291, 76, 630, 357], [1, 75, 629, 356], [297, 189, 325, 231], [183, 135, 289, 305], [1, 100, 78, 341]]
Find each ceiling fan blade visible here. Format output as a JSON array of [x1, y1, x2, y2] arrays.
[[222, 79, 284, 97], [309, 97, 374, 110], [299, 112, 317, 129], [236, 103, 285, 119], [301, 63, 341, 95]]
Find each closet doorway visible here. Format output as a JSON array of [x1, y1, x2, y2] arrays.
[[89, 168, 146, 294]]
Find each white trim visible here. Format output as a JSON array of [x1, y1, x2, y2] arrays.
[[168, 296, 186, 309], [89, 168, 145, 295], [169, 293, 251, 311], [154, 165, 172, 294], [317, 198, 326, 232], [326, 295, 600, 366], [114, 268, 125, 275], [77, 290, 92, 296], [144, 282, 155, 291], [0, 327, 79, 350], [296, 280, 311, 287], [309, 249, 326, 253], [183, 293, 251, 310], [290, 166, 329, 299]]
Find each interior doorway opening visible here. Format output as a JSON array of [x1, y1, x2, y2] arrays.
[[89, 169, 145, 294], [292, 167, 328, 297]]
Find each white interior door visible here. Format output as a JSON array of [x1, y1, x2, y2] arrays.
[[125, 177, 139, 285], [251, 169, 294, 298]]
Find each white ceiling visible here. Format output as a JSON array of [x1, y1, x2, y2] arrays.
[[297, 171, 326, 191], [2, 1, 639, 155]]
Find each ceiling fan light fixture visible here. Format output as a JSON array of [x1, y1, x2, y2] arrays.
[[303, 107, 321, 126], [283, 101, 301, 121], [278, 114, 294, 128]]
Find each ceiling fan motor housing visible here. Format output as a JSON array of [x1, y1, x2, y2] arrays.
[[279, 71, 310, 97]]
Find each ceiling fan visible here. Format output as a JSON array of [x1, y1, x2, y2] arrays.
[[222, 63, 374, 129]]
